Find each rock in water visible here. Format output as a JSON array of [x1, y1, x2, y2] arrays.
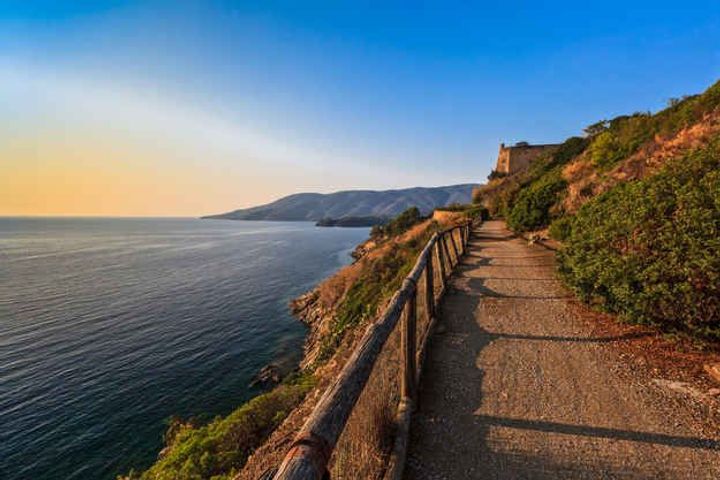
[[250, 364, 282, 387]]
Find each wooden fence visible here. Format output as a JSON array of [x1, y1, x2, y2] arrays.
[[272, 220, 475, 480]]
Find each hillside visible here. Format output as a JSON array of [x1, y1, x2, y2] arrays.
[[474, 79, 720, 341], [203, 184, 478, 221]]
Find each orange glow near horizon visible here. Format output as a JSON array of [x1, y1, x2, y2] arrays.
[[0, 135, 299, 217]]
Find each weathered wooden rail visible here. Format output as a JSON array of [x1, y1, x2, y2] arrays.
[[271, 219, 476, 480]]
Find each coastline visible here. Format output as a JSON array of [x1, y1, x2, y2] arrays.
[[123, 212, 468, 480]]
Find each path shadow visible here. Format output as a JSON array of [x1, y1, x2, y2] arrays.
[[458, 256, 492, 267], [476, 415, 720, 450], [461, 255, 558, 268], [473, 233, 519, 241], [465, 276, 573, 300], [462, 276, 557, 281], [493, 331, 652, 343]]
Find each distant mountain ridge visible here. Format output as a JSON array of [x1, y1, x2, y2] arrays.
[[203, 184, 479, 221]]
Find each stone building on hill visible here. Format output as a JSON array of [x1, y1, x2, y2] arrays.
[[495, 141, 560, 175]]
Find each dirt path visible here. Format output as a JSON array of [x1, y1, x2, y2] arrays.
[[405, 221, 720, 480]]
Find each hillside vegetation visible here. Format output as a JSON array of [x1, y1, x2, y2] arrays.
[[124, 374, 315, 480], [475, 80, 720, 340]]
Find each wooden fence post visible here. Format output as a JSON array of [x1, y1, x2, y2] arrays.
[[424, 253, 435, 322], [401, 290, 417, 401], [436, 240, 446, 293], [442, 233, 453, 270], [448, 229, 460, 265]]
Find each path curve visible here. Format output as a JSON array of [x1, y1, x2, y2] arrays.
[[405, 221, 720, 479]]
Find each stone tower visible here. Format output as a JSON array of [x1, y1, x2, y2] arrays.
[[495, 141, 560, 175]]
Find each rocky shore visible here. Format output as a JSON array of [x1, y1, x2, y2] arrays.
[[289, 290, 332, 369]]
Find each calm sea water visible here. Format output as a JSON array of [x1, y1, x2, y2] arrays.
[[0, 217, 368, 480]]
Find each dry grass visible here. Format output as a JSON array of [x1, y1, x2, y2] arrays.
[[330, 325, 402, 479], [315, 260, 365, 309]]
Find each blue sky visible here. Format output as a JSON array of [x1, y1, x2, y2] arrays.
[[2, 1, 719, 215]]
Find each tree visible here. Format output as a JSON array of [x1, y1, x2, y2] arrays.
[[583, 120, 608, 137]]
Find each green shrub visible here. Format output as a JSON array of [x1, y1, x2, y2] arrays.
[[584, 120, 609, 137], [548, 215, 573, 242], [126, 374, 315, 480], [507, 170, 567, 232], [370, 207, 422, 239], [588, 114, 654, 169], [479, 206, 490, 221], [487, 170, 507, 181], [463, 204, 489, 221], [526, 136, 588, 179], [588, 130, 623, 168], [557, 140, 720, 340]]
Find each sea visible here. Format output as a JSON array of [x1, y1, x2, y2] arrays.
[[0, 217, 369, 480]]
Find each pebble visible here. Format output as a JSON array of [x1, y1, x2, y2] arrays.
[[707, 388, 720, 397]]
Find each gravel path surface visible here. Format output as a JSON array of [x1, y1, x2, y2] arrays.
[[405, 221, 720, 480]]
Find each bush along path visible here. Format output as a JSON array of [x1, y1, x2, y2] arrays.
[[405, 221, 720, 480]]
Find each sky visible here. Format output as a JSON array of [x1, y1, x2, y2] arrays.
[[1, 1, 719, 216]]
